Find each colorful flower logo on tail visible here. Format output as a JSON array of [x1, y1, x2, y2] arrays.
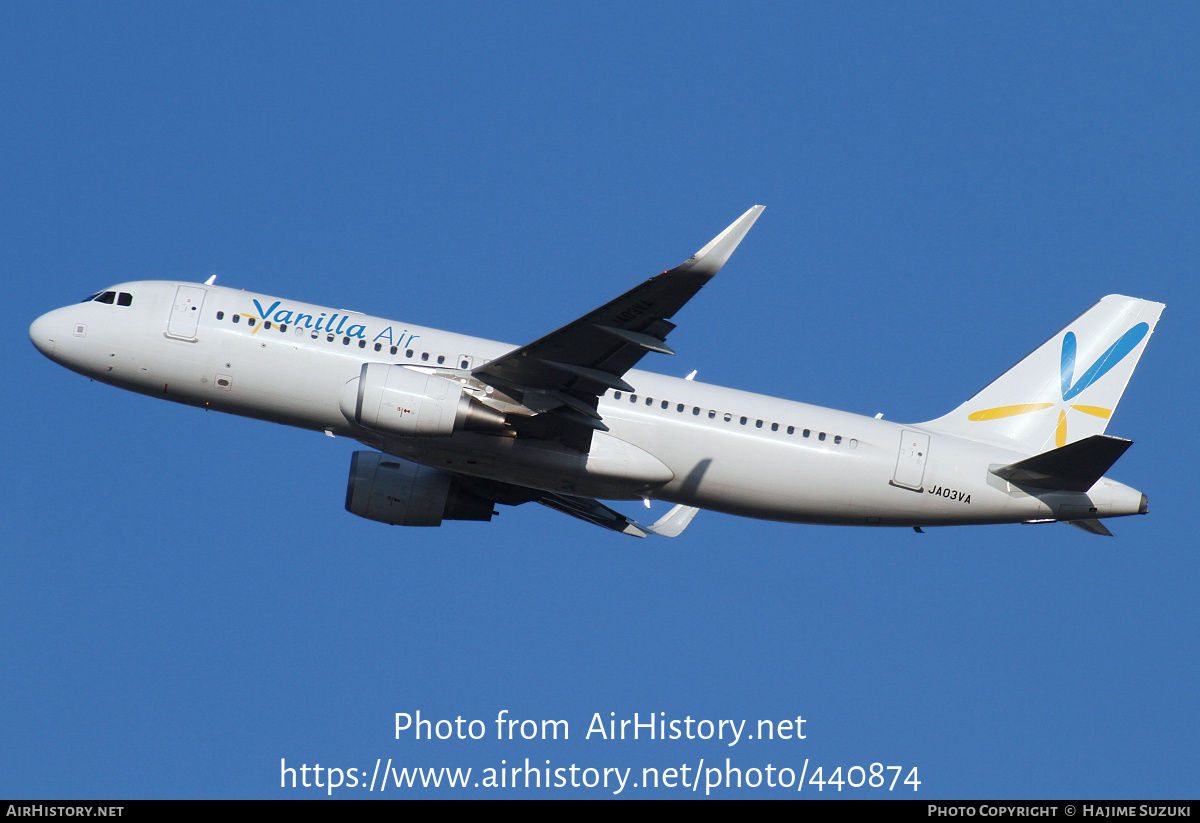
[[968, 323, 1149, 447]]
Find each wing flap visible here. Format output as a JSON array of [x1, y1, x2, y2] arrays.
[[594, 324, 676, 355]]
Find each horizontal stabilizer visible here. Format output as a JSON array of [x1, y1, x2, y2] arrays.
[[991, 434, 1132, 492], [1068, 519, 1114, 537]]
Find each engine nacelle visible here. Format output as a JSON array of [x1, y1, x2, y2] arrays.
[[345, 451, 495, 527], [339, 363, 506, 437]]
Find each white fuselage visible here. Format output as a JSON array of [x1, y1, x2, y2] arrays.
[[30, 281, 1146, 528]]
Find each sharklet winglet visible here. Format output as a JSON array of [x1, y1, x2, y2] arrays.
[[673, 206, 765, 278], [640, 504, 700, 538]]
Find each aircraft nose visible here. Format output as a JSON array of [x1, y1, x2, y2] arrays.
[[29, 310, 59, 357]]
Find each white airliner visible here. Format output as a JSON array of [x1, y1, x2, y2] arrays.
[[30, 207, 1164, 537]]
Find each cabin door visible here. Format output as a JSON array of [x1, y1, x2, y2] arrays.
[[167, 285, 206, 340], [892, 429, 929, 491]]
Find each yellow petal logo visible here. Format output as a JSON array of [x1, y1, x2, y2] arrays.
[[970, 323, 1147, 447]]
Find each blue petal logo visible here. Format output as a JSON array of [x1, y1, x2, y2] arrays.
[[1060, 323, 1149, 401], [971, 322, 1149, 447]]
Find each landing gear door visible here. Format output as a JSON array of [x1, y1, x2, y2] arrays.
[[167, 285, 206, 341], [892, 429, 929, 491]]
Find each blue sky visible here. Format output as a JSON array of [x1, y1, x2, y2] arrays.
[[3, 3, 1196, 798]]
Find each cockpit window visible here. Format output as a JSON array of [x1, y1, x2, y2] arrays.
[[117, 292, 133, 306], [95, 291, 116, 304], [81, 292, 102, 303]]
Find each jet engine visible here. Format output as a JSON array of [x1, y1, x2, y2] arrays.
[[339, 363, 506, 437], [345, 451, 495, 527]]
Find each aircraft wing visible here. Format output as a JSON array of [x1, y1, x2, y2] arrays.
[[458, 475, 700, 538], [472, 206, 764, 447], [537, 495, 700, 538], [537, 493, 655, 537]]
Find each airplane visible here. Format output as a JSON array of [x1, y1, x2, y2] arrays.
[[29, 206, 1164, 538]]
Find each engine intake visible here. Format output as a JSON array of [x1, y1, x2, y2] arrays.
[[345, 451, 495, 527], [340, 363, 506, 437]]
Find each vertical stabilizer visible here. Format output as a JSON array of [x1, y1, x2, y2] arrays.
[[921, 295, 1164, 454]]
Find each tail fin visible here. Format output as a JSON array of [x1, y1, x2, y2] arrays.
[[921, 295, 1164, 454]]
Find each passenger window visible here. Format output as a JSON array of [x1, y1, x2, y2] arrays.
[[614, 392, 622, 400], [406, 350, 413, 358], [359, 340, 366, 348], [233, 315, 241, 324], [311, 331, 318, 339], [327, 334, 334, 342], [819, 432, 826, 441], [755, 420, 763, 428], [421, 352, 429, 362], [437, 355, 445, 364], [739, 416, 747, 425], [850, 439, 858, 448], [460, 360, 469, 369], [803, 429, 811, 438], [117, 292, 132, 306], [216, 311, 225, 320], [709, 410, 716, 419], [265, 321, 272, 329], [646, 397, 653, 406], [630, 395, 637, 403], [692, 407, 700, 415], [834, 435, 842, 444], [771, 423, 779, 432], [248, 317, 256, 326], [280, 323, 287, 332], [723, 413, 732, 422], [391, 346, 398, 355], [676, 403, 684, 412], [787, 426, 794, 435]]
